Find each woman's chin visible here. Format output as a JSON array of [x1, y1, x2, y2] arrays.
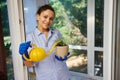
[[43, 27, 50, 30]]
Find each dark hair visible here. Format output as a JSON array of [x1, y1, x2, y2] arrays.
[[36, 4, 55, 15]]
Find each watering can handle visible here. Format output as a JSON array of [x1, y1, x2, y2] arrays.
[[22, 43, 37, 61], [22, 54, 31, 61], [30, 43, 38, 48]]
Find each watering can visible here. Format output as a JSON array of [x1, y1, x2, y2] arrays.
[[22, 40, 62, 62]]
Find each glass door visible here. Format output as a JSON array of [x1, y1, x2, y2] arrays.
[[6, 0, 114, 79], [22, 0, 111, 80]]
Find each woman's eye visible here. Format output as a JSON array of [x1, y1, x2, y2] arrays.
[[43, 15, 54, 21], [50, 18, 54, 21], [44, 16, 48, 18]]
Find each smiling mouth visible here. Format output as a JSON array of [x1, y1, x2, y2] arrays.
[[44, 23, 50, 26]]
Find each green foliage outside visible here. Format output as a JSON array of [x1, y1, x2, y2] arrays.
[[49, 0, 103, 47], [49, 0, 87, 46], [95, 0, 104, 47], [0, 0, 10, 36], [0, 0, 13, 80]]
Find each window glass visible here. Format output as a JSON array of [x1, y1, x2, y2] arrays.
[[23, 0, 37, 34], [49, 0, 87, 46], [95, 0, 104, 47], [49, 0, 87, 74], [67, 49, 87, 73], [94, 0, 104, 77], [23, 0, 37, 79], [48, 0, 88, 74], [0, 0, 14, 79], [94, 51, 103, 77]]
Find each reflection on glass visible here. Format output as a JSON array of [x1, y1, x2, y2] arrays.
[[66, 49, 87, 73], [28, 67, 36, 80], [94, 51, 103, 77], [23, 0, 38, 79], [23, 0, 37, 34], [0, 0, 14, 79], [49, 0, 87, 46], [95, 0, 104, 47]]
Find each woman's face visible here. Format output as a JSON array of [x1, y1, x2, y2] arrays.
[[37, 9, 55, 30]]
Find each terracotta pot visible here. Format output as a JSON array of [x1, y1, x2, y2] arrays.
[[56, 46, 69, 58]]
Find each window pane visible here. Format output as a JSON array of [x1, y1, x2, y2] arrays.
[[23, 0, 38, 79], [66, 49, 87, 73], [49, 0, 87, 46], [95, 0, 104, 47], [0, 0, 14, 79], [94, 51, 103, 77], [23, 0, 37, 34]]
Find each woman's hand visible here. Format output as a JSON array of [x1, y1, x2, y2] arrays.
[[23, 61, 34, 68], [55, 52, 70, 61], [19, 41, 31, 60], [19, 41, 31, 55]]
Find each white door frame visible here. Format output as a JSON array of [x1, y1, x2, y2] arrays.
[[7, 0, 28, 80], [103, 0, 113, 80]]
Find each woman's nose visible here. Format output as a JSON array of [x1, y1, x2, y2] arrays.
[[46, 18, 50, 23]]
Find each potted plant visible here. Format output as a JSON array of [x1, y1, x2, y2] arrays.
[[55, 39, 69, 58]]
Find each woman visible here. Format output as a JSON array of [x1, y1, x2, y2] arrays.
[[19, 4, 70, 80]]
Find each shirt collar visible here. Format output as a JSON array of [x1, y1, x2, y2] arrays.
[[34, 28, 55, 36]]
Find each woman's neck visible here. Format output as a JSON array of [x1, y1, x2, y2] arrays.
[[37, 26, 49, 40], [37, 26, 49, 33]]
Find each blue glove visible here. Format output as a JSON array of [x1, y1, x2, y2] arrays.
[[55, 52, 70, 61], [19, 41, 31, 60]]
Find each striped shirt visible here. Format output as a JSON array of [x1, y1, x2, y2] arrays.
[[26, 28, 70, 80]]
